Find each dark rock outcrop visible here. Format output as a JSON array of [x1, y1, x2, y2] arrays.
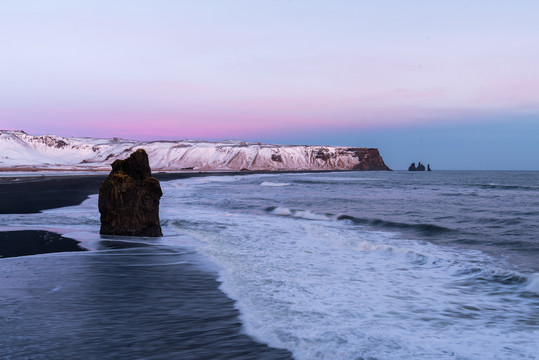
[[353, 149, 391, 170], [99, 149, 163, 237], [315, 148, 331, 161], [271, 154, 283, 162], [427, 164, 431, 171], [409, 162, 426, 171]]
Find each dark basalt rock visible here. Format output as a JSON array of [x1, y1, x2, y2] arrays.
[[315, 148, 331, 161], [271, 154, 283, 162], [99, 149, 163, 237], [55, 140, 68, 148], [353, 149, 391, 170], [409, 162, 426, 171]]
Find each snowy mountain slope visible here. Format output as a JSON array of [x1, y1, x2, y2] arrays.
[[0, 130, 390, 171]]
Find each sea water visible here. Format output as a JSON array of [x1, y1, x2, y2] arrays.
[[1, 171, 538, 359]]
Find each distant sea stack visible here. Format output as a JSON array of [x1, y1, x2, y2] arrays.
[[99, 149, 163, 237], [0, 131, 390, 171], [408, 162, 431, 171]]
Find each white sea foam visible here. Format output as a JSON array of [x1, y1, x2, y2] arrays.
[[292, 210, 330, 220], [160, 182, 539, 360], [268, 206, 332, 221], [526, 273, 539, 295], [260, 181, 291, 187], [300, 176, 383, 182], [49, 285, 62, 292], [1, 174, 537, 360], [270, 207, 293, 216], [166, 175, 247, 187]]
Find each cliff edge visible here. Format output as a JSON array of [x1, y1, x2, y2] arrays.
[[0, 130, 390, 171]]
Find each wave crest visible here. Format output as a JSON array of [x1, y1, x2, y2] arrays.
[[260, 182, 291, 187]]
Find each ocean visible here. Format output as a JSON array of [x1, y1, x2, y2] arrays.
[[1, 171, 538, 359]]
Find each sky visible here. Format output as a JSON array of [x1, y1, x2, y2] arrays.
[[1, 1, 538, 169]]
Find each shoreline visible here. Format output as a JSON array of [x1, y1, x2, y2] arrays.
[[0, 169, 364, 214], [0, 234, 293, 359], [0, 230, 86, 258], [0, 176, 294, 359], [0, 174, 106, 214], [2, 170, 538, 358], [0, 171, 243, 214]]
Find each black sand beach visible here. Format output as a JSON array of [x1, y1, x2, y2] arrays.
[[0, 230, 86, 258], [0, 170, 334, 214], [0, 175, 106, 214], [0, 173, 293, 359], [0, 247, 292, 359], [0, 172, 228, 214]]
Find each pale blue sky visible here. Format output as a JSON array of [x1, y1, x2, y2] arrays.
[[1, 1, 538, 169]]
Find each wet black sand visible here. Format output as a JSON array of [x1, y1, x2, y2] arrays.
[[0, 170, 331, 214], [0, 172, 227, 214], [0, 247, 293, 359], [0, 175, 107, 214], [0, 230, 86, 258], [0, 173, 294, 359]]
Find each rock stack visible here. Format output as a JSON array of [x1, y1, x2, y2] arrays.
[[408, 162, 427, 171], [98, 149, 163, 236]]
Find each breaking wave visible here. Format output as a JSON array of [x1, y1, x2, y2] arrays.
[[479, 184, 539, 191], [526, 273, 539, 294], [260, 182, 291, 187], [177, 203, 539, 359], [264, 206, 453, 235], [336, 214, 454, 235]]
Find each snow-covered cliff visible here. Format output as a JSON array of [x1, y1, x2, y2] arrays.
[[0, 130, 390, 171]]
